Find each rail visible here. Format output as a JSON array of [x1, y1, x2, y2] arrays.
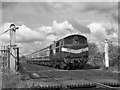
[[93, 81, 120, 90]]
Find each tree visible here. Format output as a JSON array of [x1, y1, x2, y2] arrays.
[[88, 43, 104, 66], [108, 43, 120, 67]]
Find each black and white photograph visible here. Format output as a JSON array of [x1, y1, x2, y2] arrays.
[[0, 0, 120, 89]]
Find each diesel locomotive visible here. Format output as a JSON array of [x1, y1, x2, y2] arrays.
[[26, 34, 89, 69]]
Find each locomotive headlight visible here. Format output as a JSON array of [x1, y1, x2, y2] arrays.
[[62, 47, 68, 51]]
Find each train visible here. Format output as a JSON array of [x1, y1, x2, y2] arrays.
[[26, 34, 89, 69]]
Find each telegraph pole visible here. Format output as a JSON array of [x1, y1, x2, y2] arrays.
[[104, 39, 109, 69], [9, 24, 19, 72]]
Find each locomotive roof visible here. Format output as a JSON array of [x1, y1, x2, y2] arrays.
[[51, 34, 87, 43], [62, 34, 87, 40]]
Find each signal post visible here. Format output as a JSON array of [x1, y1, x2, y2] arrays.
[[9, 24, 19, 72]]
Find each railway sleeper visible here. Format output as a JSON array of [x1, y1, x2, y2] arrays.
[[28, 79, 96, 89], [21, 75, 120, 89]]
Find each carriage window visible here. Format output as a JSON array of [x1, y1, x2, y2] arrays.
[[61, 40, 63, 45], [56, 41, 59, 47], [56, 41, 59, 52], [56, 48, 59, 52]]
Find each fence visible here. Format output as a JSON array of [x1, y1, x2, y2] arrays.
[[0, 45, 19, 72]]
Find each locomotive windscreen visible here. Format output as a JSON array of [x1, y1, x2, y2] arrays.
[[64, 35, 87, 45]]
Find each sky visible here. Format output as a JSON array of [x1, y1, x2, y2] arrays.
[[0, 0, 119, 55]]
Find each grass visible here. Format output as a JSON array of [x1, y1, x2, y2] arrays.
[[0, 57, 21, 88], [2, 68, 21, 89]]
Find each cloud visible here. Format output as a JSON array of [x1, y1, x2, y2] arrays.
[[87, 22, 118, 43], [0, 23, 45, 44], [37, 20, 91, 43], [0, 21, 74, 45], [1, 21, 118, 55], [0, 21, 95, 45], [3, 2, 117, 30], [37, 20, 91, 42], [16, 25, 45, 43], [37, 20, 74, 41], [37, 26, 53, 34], [88, 23, 107, 42], [68, 19, 91, 34], [87, 22, 118, 51], [46, 35, 57, 41], [52, 20, 73, 35], [0, 23, 11, 43]]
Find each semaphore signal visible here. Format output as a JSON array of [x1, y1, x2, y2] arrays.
[[0, 23, 20, 72]]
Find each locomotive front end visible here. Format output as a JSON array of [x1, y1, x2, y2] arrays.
[[61, 35, 89, 69]]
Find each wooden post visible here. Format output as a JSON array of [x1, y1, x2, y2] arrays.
[[16, 47, 19, 71], [104, 39, 109, 69], [7, 46, 10, 69]]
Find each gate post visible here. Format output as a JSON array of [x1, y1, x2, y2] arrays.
[[104, 39, 109, 69]]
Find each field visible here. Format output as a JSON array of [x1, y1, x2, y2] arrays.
[[18, 62, 120, 89]]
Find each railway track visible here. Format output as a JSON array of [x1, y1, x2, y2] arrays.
[[19, 62, 120, 90]]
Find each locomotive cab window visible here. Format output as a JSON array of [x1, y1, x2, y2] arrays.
[[64, 35, 87, 45], [79, 37, 87, 44], [73, 36, 79, 44], [64, 37, 73, 45]]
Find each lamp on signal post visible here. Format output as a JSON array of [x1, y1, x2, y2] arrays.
[[9, 24, 19, 47]]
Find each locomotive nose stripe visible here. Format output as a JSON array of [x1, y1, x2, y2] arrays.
[[61, 47, 88, 53]]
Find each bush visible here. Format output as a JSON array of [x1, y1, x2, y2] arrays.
[[88, 42, 120, 69]]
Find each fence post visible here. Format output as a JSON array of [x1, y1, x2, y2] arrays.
[[16, 47, 19, 71]]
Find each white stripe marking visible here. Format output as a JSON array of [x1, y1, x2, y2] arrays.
[[33, 73, 39, 77], [62, 47, 88, 53]]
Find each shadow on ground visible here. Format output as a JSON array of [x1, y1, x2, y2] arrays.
[[81, 64, 100, 70]]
